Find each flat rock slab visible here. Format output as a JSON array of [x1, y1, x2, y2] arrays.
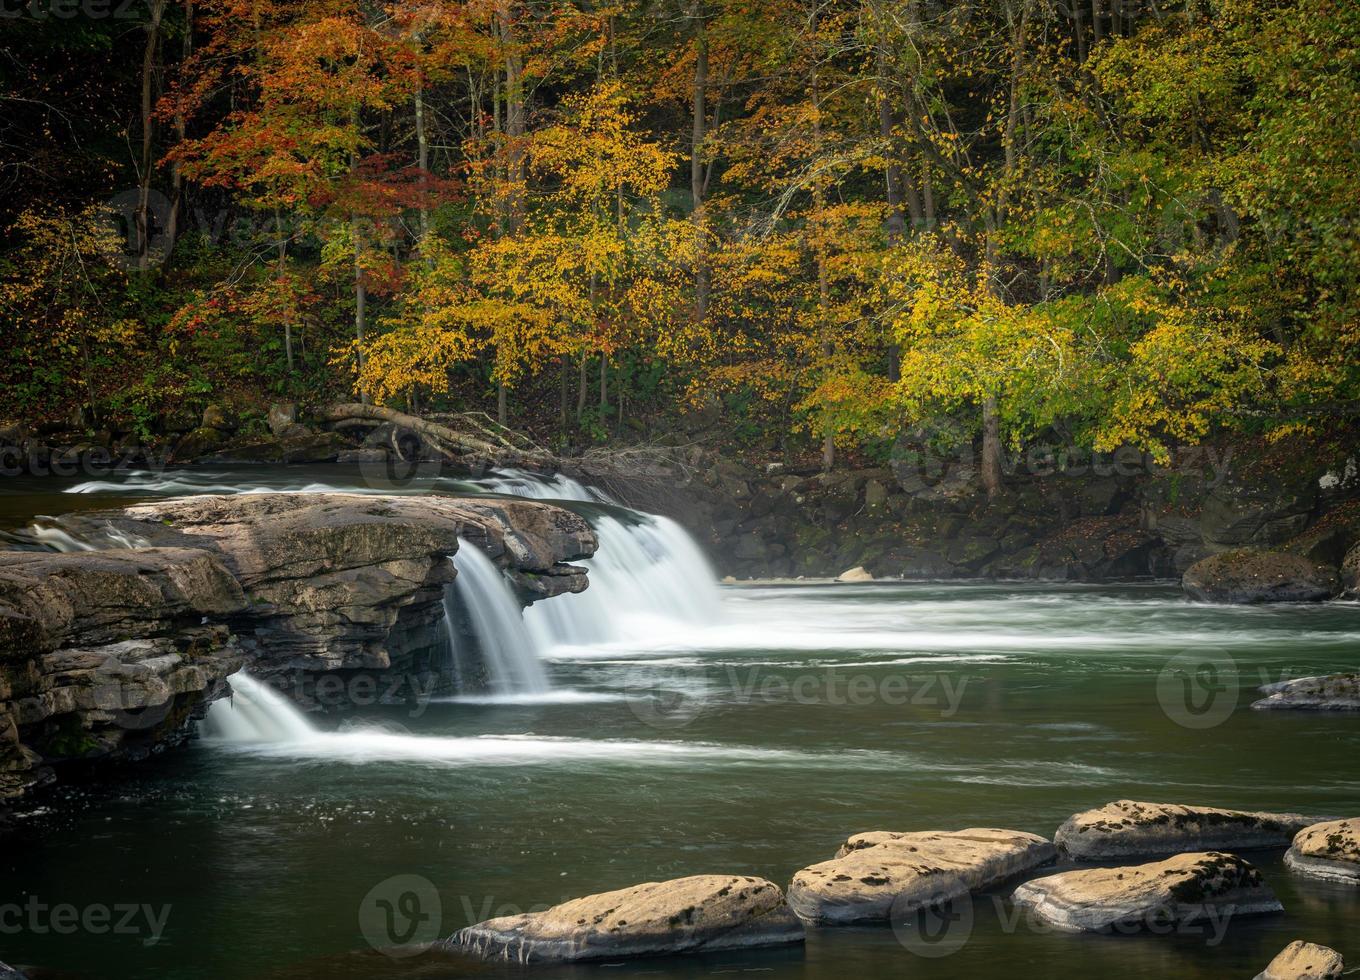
[[787, 828, 1056, 925], [1012, 851, 1281, 933], [1255, 940, 1345, 980], [1253, 674, 1360, 711], [450, 875, 803, 963], [1285, 818, 1360, 885], [1056, 801, 1321, 860]]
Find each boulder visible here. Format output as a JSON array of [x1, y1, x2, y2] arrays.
[[895, 546, 956, 579], [173, 426, 224, 461], [1255, 941, 1345, 980], [450, 875, 803, 963], [1284, 818, 1360, 885], [1182, 550, 1340, 603], [836, 566, 873, 583], [267, 402, 297, 436], [1011, 851, 1281, 933], [1343, 543, 1360, 597], [787, 828, 1055, 925], [0, 961, 26, 980], [1253, 674, 1360, 711], [201, 404, 234, 431], [1055, 801, 1321, 861]]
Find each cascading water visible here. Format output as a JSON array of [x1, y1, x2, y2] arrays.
[[201, 672, 317, 742], [484, 472, 723, 647], [448, 541, 550, 693]]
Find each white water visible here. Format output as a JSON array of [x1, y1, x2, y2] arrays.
[[200, 672, 318, 743], [448, 540, 549, 694], [201, 671, 867, 768], [20, 521, 149, 552], [486, 471, 723, 647]]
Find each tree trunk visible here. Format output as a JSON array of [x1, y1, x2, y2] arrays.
[[690, 0, 710, 325], [981, 396, 1003, 499], [415, 73, 430, 247], [598, 356, 608, 410], [135, 0, 167, 271], [353, 216, 368, 405], [497, 381, 507, 426], [276, 208, 293, 373], [162, 0, 190, 268], [576, 355, 588, 422]]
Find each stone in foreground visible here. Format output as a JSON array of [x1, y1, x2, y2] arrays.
[[1253, 674, 1360, 711], [1254, 941, 1345, 980], [1011, 851, 1281, 933], [449, 875, 803, 963], [787, 828, 1056, 925], [1182, 550, 1340, 603], [0, 961, 25, 980], [1056, 801, 1321, 860], [1285, 819, 1360, 885]]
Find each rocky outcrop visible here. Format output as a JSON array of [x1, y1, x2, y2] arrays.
[[1011, 851, 1281, 933], [1055, 801, 1321, 860], [1255, 941, 1345, 980], [60, 494, 593, 676], [0, 493, 596, 804], [787, 828, 1055, 925], [0, 548, 249, 801], [1253, 674, 1360, 711], [1182, 550, 1340, 603], [1285, 819, 1360, 885], [450, 875, 804, 963]]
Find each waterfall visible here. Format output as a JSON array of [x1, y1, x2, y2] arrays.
[[485, 472, 723, 647], [449, 541, 549, 693], [201, 672, 316, 742]]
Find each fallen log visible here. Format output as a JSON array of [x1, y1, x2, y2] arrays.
[[314, 403, 560, 469]]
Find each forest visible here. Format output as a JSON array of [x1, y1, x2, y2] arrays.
[[3, 0, 1358, 482]]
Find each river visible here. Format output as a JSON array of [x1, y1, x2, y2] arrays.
[[1, 466, 1357, 979]]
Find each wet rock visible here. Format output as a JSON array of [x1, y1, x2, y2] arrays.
[[1254, 941, 1345, 980], [450, 874, 803, 963], [1284, 818, 1360, 885], [1252, 674, 1360, 711], [836, 566, 873, 583], [1055, 801, 1322, 861], [787, 828, 1055, 925], [1013, 851, 1280, 933], [1182, 550, 1340, 603], [0, 960, 26, 979], [896, 546, 957, 579]]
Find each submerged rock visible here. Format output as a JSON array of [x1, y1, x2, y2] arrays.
[[1011, 851, 1281, 933], [1285, 818, 1360, 885], [787, 828, 1055, 925], [1182, 550, 1340, 603], [1055, 801, 1321, 861], [1255, 941, 1345, 980], [450, 874, 803, 963], [836, 566, 873, 583], [0, 961, 26, 979], [1253, 674, 1360, 711]]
